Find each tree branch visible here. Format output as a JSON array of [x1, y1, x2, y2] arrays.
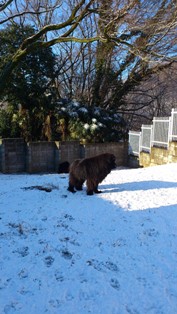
[[0, 0, 13, 12], [0, 6, 61, 25]]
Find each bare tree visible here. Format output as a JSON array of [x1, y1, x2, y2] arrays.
[[0, 0, 98, 94], [92, 0, 177, 111], [54, 10, 96, 102], [0, 0, 177, 101], [124, 63, 177, 130]]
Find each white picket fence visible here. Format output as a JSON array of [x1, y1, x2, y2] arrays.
[[128, 131, 141, 156], [129, 108, 177, 156], [140, 125, 152, 153], [170, 108, 177, 141]]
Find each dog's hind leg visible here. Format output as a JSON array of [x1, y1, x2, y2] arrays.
[[75, 180, 84, 191], [68, 174, 76, 193]]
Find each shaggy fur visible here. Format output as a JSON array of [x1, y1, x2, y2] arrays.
[[67, 153, 116, 195]]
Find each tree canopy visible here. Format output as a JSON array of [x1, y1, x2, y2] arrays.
[[0, 24, 56, 104], [0, 0, 177, 140], [0, 24, 57, 140], [0, 1, 177, 95]]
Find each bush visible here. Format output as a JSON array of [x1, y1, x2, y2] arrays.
[[56, 100, 127, 142], [0, 109, 20, 138]]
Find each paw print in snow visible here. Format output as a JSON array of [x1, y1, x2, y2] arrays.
[[110, 278, 120, 291], [44, 256, 55, 267]]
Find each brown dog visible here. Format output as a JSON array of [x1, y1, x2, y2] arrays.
[[67, 153, 116, 195]]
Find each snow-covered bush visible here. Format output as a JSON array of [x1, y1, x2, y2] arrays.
[[56, 100, 126, 142]]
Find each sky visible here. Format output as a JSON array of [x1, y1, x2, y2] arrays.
[[1, 163, 177, 314]]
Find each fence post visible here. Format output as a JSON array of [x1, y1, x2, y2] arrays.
[[140, 124, 153, 153], [168, 116, 172, 144], [151, 117, 170, 148], [151, 118, 155, 148], [128, 131, 141, 156], [169, 108, 177, 142]]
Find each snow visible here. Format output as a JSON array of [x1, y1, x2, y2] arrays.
[[1, 163, 177, 314]]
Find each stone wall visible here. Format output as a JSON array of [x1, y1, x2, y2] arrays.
[[27, 141, 58, 173], [84, 142, 128, 166], [168, 142, 177, 163], [0, 139, 128, 173], [139, 142, 177, 167], [59, 141, 81, 164], [1, 138, 26, 173]]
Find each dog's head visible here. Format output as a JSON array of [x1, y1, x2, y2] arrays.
[[110, 154, 117, 169], [105, 153, 117, 170]]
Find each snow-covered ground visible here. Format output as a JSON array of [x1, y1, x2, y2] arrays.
[[1, 163, 177, 314]]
